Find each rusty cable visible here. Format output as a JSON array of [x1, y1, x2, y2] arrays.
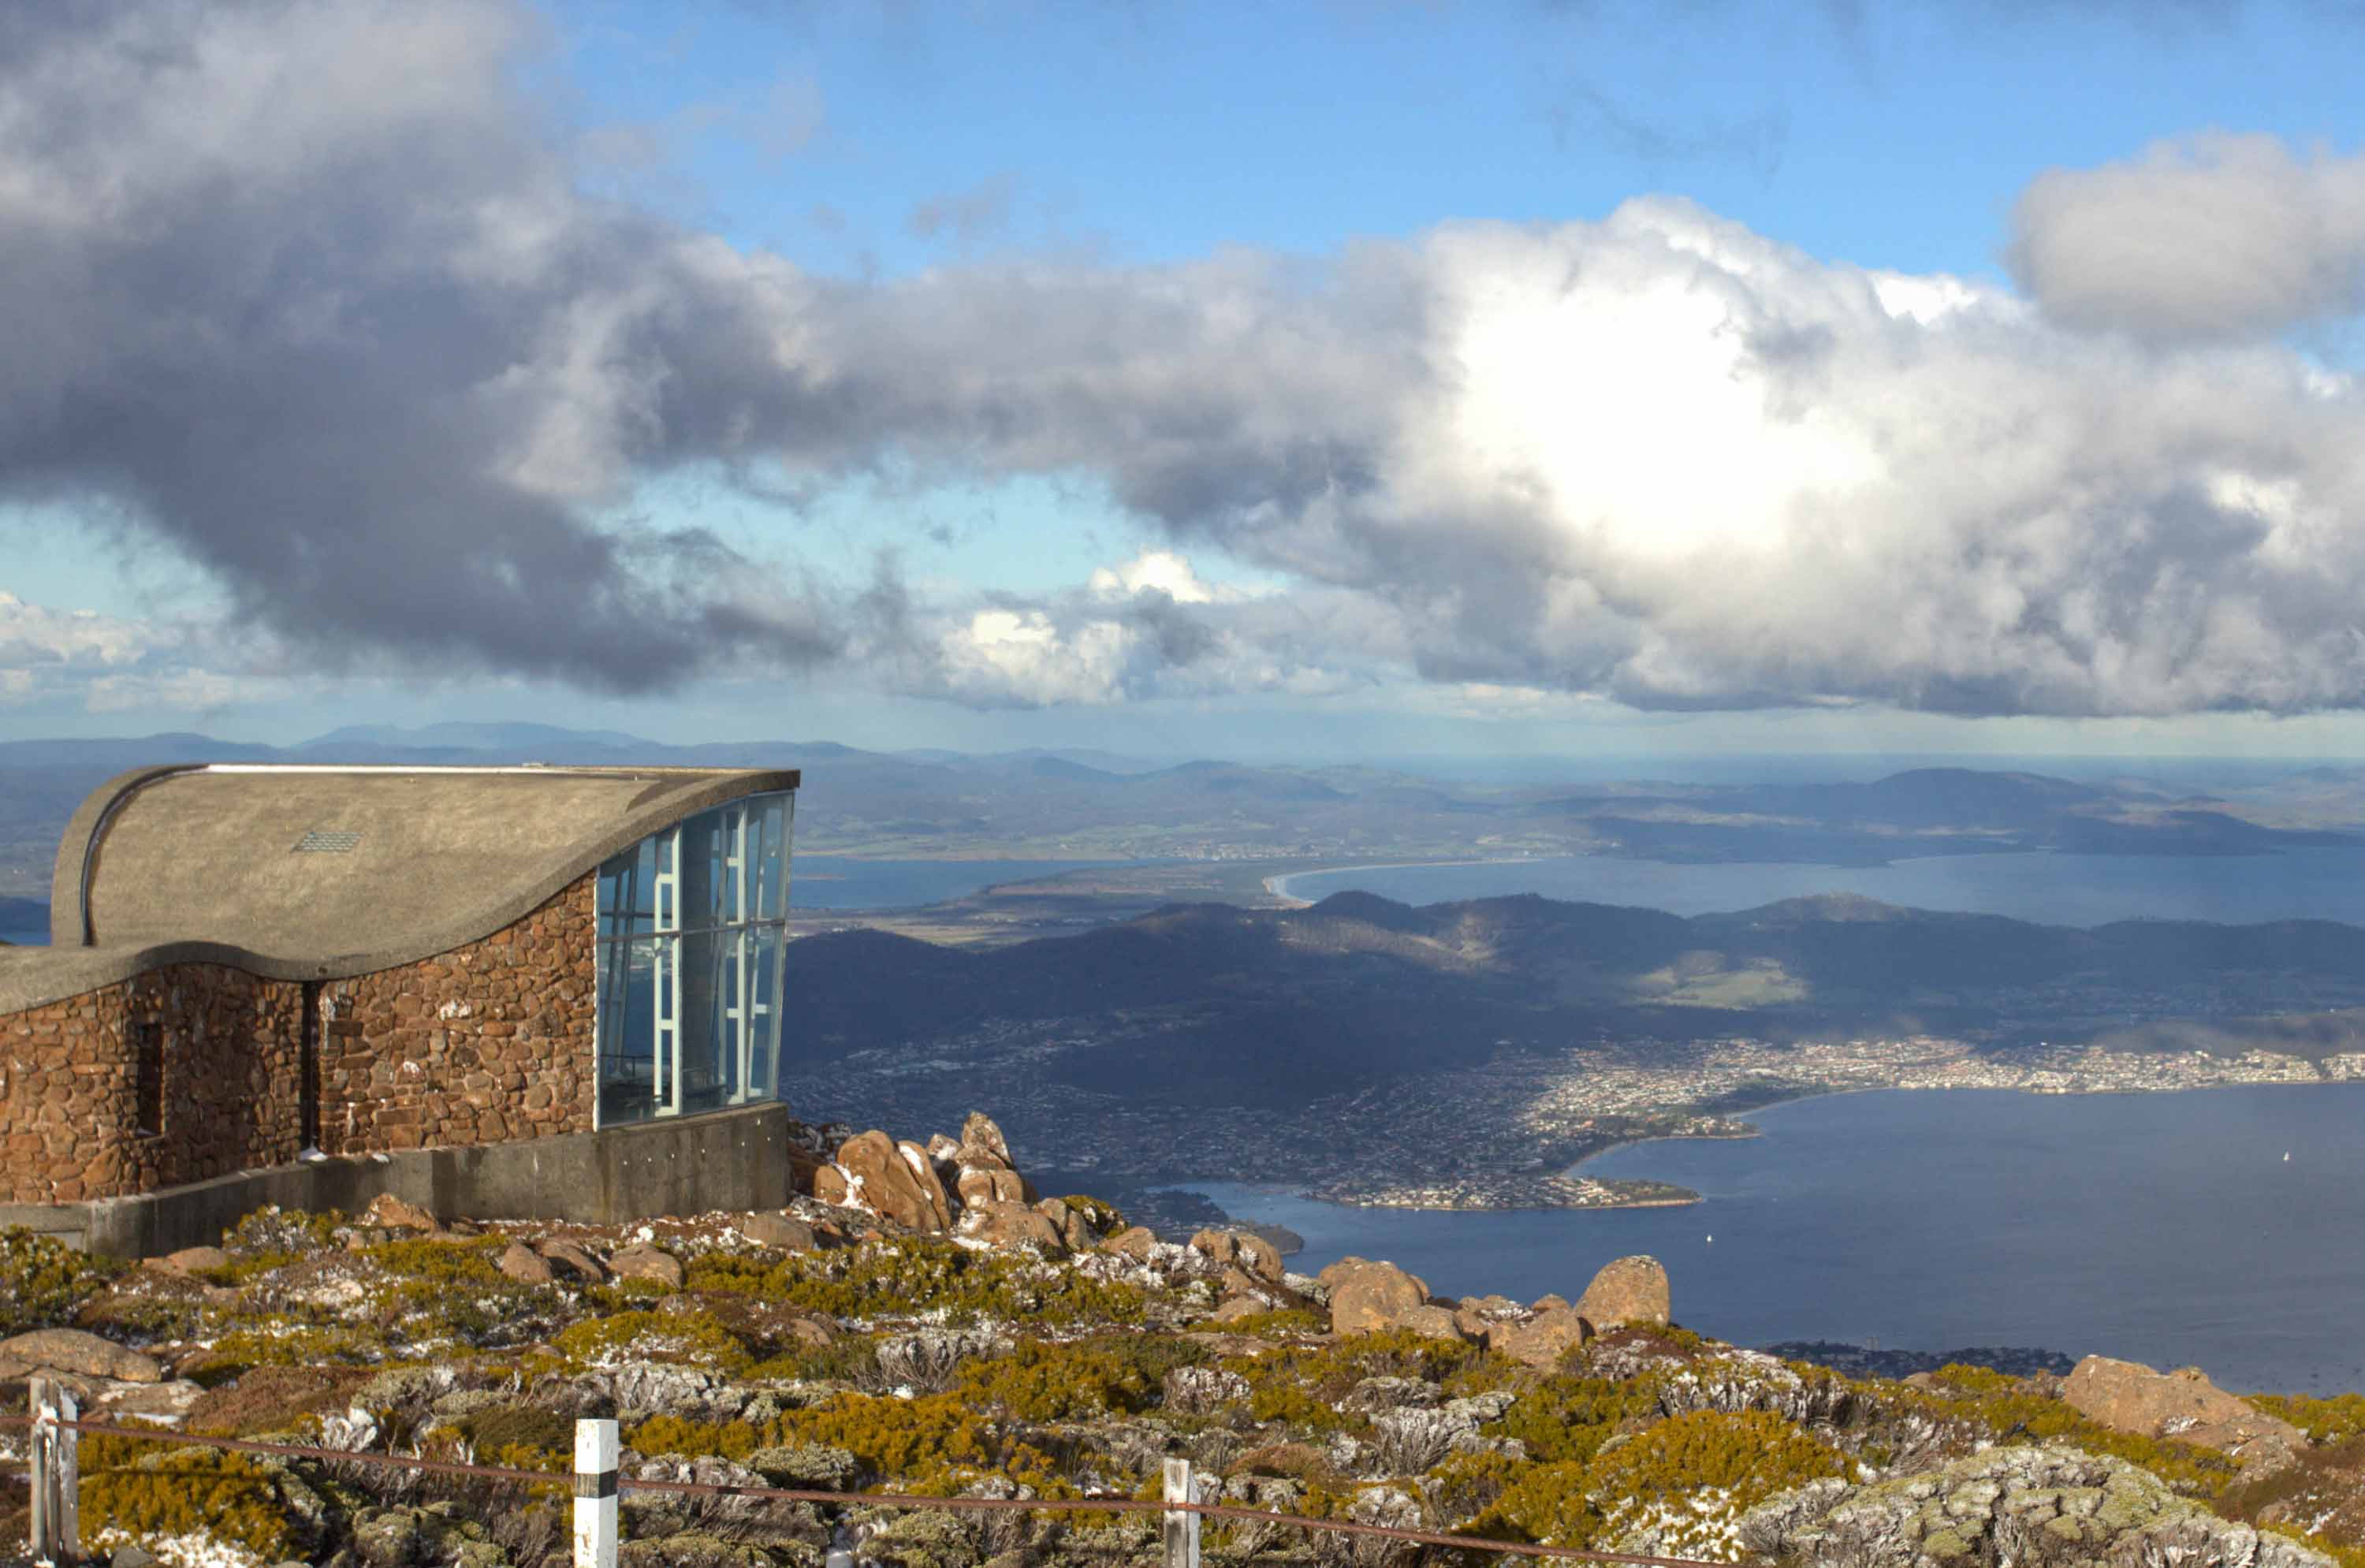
[[2, 1412, 1723, 1566]]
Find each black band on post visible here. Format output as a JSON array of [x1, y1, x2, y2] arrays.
[[574, 1471, 618, 1500]]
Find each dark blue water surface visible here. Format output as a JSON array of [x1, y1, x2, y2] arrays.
[[790, 857, 1119, 909], [1276, 849, 2365, 927], [1184, 1085, 2365, 1394]]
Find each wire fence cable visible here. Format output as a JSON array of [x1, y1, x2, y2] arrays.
[[2, 1409, 1726, 1568]]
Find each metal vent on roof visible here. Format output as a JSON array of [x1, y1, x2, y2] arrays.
[[293, 829, 362, 854]]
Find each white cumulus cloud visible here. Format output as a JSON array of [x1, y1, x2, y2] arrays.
[[13, 1, 2365, 721]]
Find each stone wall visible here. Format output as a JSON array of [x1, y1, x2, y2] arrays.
[[0, 965, 307, 1204], [0, 875, 599, 1202], [315, 873, 598, 1154]]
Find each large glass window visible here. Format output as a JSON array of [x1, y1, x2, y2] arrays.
[[594, 791, 793, 1127]]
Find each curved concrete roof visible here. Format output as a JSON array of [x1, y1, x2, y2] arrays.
[[0, 764, 795, 1013]]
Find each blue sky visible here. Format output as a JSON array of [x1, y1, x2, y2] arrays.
[[6, 0, 2365, 760]]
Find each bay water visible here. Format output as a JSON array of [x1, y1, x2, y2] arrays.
[[1182, 1084, 2365, 1394], [790, 856, 1120, 909]]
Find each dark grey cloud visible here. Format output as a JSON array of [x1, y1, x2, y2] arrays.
[[0, 0, 847, 692], [13, 0, 2365, 722]]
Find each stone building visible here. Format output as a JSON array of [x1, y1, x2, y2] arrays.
[[0, 763, 800, 1251]]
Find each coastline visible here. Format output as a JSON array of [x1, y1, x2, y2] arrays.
[[1564, 1076, 2364, 1191], [1262, 855, 1545, 905], [1186, 1078, 2365, 1223]]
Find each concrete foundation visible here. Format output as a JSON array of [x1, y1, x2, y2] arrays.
[[0, 1101, 794, 1257]]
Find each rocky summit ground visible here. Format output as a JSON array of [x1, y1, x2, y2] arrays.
[[5, 1111, 2365, 1568]]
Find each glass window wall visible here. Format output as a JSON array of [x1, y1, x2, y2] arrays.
[[594, 791, 792, 1127]]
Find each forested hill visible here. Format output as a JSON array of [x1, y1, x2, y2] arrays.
[[786, 891, 2365, 1095]]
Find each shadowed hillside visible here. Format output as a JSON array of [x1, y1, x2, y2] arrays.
[[786, 891, 2365, 1109]]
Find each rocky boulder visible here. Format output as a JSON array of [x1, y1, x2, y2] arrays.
[[1488, 1305, 1593, 1369], [898, 1140, 955, 1225], [1737, 1444, 2333, 1567], [606, 1245, 685, 1289], [1451, 1293, 1523, 1339], [359, 1193, 441, 1233], [534, 1238, 608, 1282], [1215, 1263, 1291, 1306], [738, 1212, 818, 1252], [1031, 1197, 1089, 1251], [2064, 1356, 2306, 1466], [497, 1241, 555, 1283], [1323, 1257, 1464, 1340], [1101, 1225, 1160, 1260], [954, 1200, 1067, 1254], [1576, 1254, 1670, 1331], [1190, 1228, 1287, 1283], [0, 1328, 165, 1384], [825, 1130, 952, 1232], [1208, 1295, 1273, 1324], [955, 1164, 1027, 1207], [961, 1111, 1013, 1164], [142, 1245, 231, 1277]]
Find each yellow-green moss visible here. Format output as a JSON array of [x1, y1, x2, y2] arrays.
[[0, 1226, 126, 1335], [776, 1392, 992, 1480], [631, 1387, 1076, 1494], [224, 1206, 344, 1258], [950, 1335, 1199, 1421], [1222, 1327, 1498, 1434], [628, 1413, 766, 1463], [1942, 1387, 2241, 1497], [2249, 1391, 2365, 1446], [553, 1309, 751, 1373], [1589, 1408, 1854, 1515], [1427, 1449, 1529, 1524], [1212, 1308, 1328, 1339], [202, 1323, 388, 1374], [363, 1234, 511, 1285], [682, 1236, 1145, 1325], [744, 1334, 880, 1385], [1469, 1410, 1852, 1550], [1484, 1372, 1667, 1466], [80, 1432, 295, 1562], [464, 1403, 576, 1460], [1927, 1362, 2020, 1395]]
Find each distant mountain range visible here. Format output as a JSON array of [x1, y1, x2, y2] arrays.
[[0, 724, 2355, 899]]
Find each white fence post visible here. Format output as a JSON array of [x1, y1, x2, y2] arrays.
[[1162, 1455, 1198, 1568], [573, 1417, 618, 1568], [29, 1375, 79, 1565]]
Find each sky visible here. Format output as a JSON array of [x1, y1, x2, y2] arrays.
[[6, 0, 2365, 762]]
